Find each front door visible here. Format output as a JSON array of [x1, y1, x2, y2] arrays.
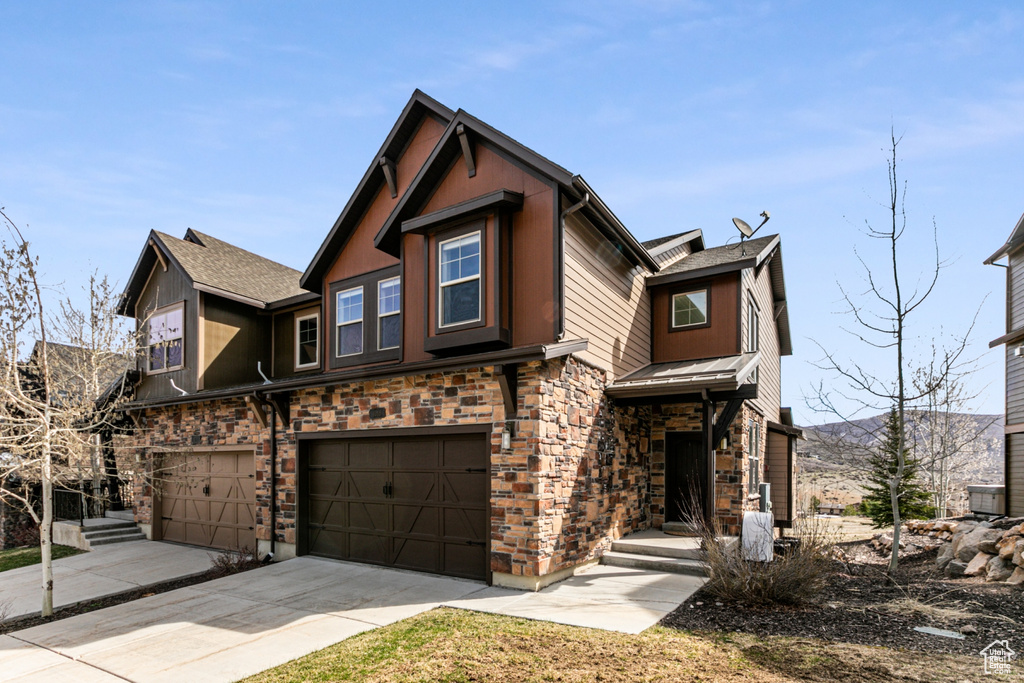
[[665, 432, 706, 523]]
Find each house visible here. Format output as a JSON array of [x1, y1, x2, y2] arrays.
[[118, 91, 799, 590], [984, 213, 1024, 517]]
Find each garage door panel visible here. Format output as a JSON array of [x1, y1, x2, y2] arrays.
[[392, 471, 437, 502], [393, 537, 439, 573], [349, 532, 389, 564], [443, 507, 487, 541], [349, 442, 388, 468], [160, 451, 256, 551], [393, 440, 440, 469], [308, 498, 345, 527], [348, 502, 388, 531], [393, 504, 438, 536], [443, 543, 486, 579], [442, 438, 488, 468], [309, 443, 346, 469], [442, 472, 488, 505], [308, 528, 346, 557], [347, 470, 388, 499], [308, 470, 345, 497]]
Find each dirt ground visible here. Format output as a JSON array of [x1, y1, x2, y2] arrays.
[[662, 534, 1023, 660]]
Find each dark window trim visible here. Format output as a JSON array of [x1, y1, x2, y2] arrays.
[[402, 189, 523, 234], [328, 265, 401, 369], [294, 310, 320, 370], [433, 220, 487, 335], [668, 283, 711, 332], [145, 300, 186, 375]]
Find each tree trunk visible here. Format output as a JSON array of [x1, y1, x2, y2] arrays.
[[40, 438, 54, 617]]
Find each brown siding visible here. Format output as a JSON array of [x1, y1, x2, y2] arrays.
[[563, 210, 651, 378], [651, 273, 739, 363], [418, 144, 555, 346], [765, 429, 793, 525], [403, 235, 429, 362], [745, 264, 782, 422], [201, 295, 270, 390], [273, 305, 320, 378], [1009, 433, 1024, 516], [135, 260, 198, 400]]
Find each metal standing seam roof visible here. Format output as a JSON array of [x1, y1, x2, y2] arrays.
[[606, 353, 760, 397], [153, 230, 309, 306]]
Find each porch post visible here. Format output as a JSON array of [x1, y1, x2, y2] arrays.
[[702, 399, 715, 524]]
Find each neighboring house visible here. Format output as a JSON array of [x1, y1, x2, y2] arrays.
[[118, 91, 799, 589], [985, 213, 1024, 517]]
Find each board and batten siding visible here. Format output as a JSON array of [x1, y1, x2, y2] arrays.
[[134, 260, 199, 400], [742, 261, 782, 422], [562, 210, 652, 379], [200, 294, 270, 391], [765, 429, 794, 525], [1007, 433, 1024, 516]]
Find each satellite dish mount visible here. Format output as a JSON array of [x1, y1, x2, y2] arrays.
[[732, 211, 770, 240]]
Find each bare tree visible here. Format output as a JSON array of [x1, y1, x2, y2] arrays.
[[808, 132, 972, 572]]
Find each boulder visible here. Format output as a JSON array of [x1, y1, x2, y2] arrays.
[[1008, 567, 1024, 586], [998, 536, 1018, 560], [1014, 540, 1024, 567], [956, 527, 1003, 561], [947, 560, 968, 578], [936, 543, 954, 571], [986, 556, 1014, 582], [964, 552, 993, 577]]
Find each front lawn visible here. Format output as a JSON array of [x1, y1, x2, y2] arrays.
[[0, 545, 83, 572], [243, 608, 986, 683]]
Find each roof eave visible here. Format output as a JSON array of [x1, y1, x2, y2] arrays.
[[570, 177, 660, 272]]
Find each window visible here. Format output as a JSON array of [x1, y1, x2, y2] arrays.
[[671, 289, 708, 328], [747, 295, 760, 383], [439, 231, 481, 327], [377, 277, 401, 350], [295, 312, 319, 369], [336, 287, 363, 357], [748, 420, 761, 495], [147, 304, 184, 373]]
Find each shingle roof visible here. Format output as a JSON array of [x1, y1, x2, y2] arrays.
[[641, 232, 690, 249], [154, 230, 308, 306], [655, 234, 778, 278]]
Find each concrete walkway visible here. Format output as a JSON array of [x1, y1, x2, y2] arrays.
[[0, 541, 217, 622], [0, 556, 704, 682]]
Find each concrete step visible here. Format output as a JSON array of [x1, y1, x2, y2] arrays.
[[600, 551, 707, 577], [82, 521, 138, 536], [105, 510, 135, 522], [88, 531, 147, 547], [611, 538, 702, 560], [83, 526, 142, 540], [661, 521, 702, 535]]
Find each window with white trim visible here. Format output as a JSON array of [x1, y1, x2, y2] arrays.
[[336, 287, 363, 357], [439, 231, 481, 327], [747, 294, 760, 383], [147, 303, 184, 373], [295, 312, 319, 369], [378, 277, 401, 350], [671, 289, 708, 328]]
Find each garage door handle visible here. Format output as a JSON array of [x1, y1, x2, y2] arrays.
[[465, 540, 485, 547], [464, 468, 487, 473]]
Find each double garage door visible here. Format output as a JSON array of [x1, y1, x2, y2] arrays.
[[301, 433, 490, 581], [159, 451, 257, 550]]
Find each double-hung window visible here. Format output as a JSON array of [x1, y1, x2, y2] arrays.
[[295, 312, 319, 369], [439, 231, 481, 327], [147, 304, 184, 373], [671, 289, 708, 328], [336, 287, 363, 357], [747, 294, 760, 383], [748, 419, 761, 495], [378, 277, 401, 350]]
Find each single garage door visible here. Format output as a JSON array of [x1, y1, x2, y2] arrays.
[[159, 450, 256, 550], [302, 433, 489, 581]]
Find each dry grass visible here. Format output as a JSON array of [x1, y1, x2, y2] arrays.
[[208, 546, 262, 577], [242, 608, 990, 682]]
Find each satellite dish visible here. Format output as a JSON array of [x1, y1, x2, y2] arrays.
[[732, 217, 753, 238]]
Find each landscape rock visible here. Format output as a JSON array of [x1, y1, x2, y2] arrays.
[[965, 552, 993, 577], [946, 560, 968, 578], [1014, 540, 1024, 567], [986, 556, 1014, 582], [997, 536, 1017, 560], [956, 527, 1003, 561], [1007, 567, 1024, 585], [936, 543, 954, 571]]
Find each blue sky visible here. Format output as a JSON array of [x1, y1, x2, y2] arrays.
[[1, 2, 1019, 423]]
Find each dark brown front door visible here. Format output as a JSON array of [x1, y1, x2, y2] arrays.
[[302, 433, 489, 581], [665, 432, 706, 523], [159, 451, 256, 550]]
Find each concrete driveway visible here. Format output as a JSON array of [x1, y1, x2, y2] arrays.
[[0, 557, 485, 682]]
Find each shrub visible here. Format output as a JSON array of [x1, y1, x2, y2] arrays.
[[209, 546, 263, 577], [841, 503, 862, 517], [690, 513, 839, 606]]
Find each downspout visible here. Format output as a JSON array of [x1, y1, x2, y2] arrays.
[[267, 398, 277, 559], [557, 189, 590, 340]]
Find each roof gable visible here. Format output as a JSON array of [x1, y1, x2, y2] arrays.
[[985, 211, 1024, 264], [299, 90, 455, 292]]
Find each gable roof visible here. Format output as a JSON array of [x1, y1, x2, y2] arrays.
[[984, 211, 1024, 264], [371, 106, 660, 272], [299, 90, 455, 293], [641, 230, 703, 251], [118, 228, 310, 314]]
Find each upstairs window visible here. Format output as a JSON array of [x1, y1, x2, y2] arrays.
[[378, 277, 401, 350], [747, 294, 760, 384], [439, 231, 481, 327], [147, 303, 184, 373], [671, 289, 708, 328], [336, 287, 363, 357], [295, 312, 319, 369]]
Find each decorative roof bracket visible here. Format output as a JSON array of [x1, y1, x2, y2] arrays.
[[379, 156, 398, 198], [456, 124, 476, 177]]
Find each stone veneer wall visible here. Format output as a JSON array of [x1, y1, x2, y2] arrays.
[[131, 355, 650, 581], [650, 402, 767, 536]]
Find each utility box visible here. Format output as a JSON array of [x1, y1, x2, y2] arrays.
[[758, 482, 772, 513], [967, 485, 1005, 516]]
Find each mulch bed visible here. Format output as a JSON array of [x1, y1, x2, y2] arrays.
[[661, 535, 1024, 656], [0, 561, 263, 635]]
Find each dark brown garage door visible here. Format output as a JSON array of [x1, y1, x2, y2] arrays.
[[301, 433, 489, 581], [159, 451, 256, 550]]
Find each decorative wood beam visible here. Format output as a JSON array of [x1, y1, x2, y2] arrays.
[[456, 124, 476, 177], [245, 395, 268, 429], [774, 300, 786, 320], [712, 398, 745, 447], [268, 392, 291, 427], [379, 156, 398, 198], [148, 239, 167, 271], [494, 363, 518, 418]]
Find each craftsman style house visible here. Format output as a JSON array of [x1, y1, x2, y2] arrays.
[[119, 91, 798, 589], [985, 214, 1024, 517]]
